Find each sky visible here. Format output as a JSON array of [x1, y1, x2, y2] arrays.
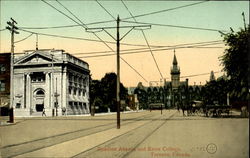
[[0, 0, 249, 87]]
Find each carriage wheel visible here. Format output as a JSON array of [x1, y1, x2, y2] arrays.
[[208, 110, 214, 117]]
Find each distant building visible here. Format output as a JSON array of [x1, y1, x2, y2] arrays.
[[164, 52, 188, 107], [0, 53, 11, 116], [13, 49, 90, 116], [128, 87, 136, 95], [165, 52, 188, 89], [135, 51, 205, 108], [128, 93, 139, 111], [147, 52, 188, 107]]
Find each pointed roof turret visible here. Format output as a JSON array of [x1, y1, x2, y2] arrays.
[[173, 49, 178, 65], [171, 49, 180, 75]]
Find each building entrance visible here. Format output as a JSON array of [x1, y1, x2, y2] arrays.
[[34, 89, 45, 112], [36, 104, 44, 111]]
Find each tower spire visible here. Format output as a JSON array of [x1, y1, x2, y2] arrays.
[[173, 49, 178, 65]]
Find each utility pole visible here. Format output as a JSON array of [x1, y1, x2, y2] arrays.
[[36, 34, 38, 50], [6, 18, 19, 123], [116, 16, 121, 129], [51, 53, 55, 117], [86, 15, 150, 129]]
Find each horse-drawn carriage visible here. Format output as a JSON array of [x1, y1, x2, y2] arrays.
[[180, 101, 231, 117], [204, 104, 231, 117], [189, 101, 204, 115]]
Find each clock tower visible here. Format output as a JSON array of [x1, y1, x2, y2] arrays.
[[171, 50, 180, 89]]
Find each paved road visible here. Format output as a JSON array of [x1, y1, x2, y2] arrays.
[[0, 110, 248, 158]]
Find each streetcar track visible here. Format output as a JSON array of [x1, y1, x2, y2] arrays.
[[71, 111, 176, 158], [122, 112, 176, 158], [2, 112, 157, 158], [1, 113, 151, 149]]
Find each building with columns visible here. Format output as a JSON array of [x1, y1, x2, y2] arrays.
[[13, 49, 90, 116]]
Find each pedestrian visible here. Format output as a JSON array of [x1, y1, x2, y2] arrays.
[[42, 108, 46, 116], [62, 107, 66, 116]]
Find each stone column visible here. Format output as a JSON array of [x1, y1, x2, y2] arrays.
[[26, 73, 31, 110], [23, 74, 26, 109], [45, 72, 50, 109], [50, 72, 53, 109], [86, 76, 90, 113], [62, 66, 67, 112]]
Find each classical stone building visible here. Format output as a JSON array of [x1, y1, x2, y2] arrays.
[[13, 49, 90, 116]]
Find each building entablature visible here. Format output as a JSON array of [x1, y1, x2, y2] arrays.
[[14, 49, 89, 72]]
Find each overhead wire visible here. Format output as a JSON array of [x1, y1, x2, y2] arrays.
[[121, 1, 209, 20], [121, 20, 228, 32], [76, 42, 224, 58], [74, 46, 222, 56], [14, 33, 34, 43], [41, 0, 84, 28], [121, 0, 164, 79], [180, 71, 220, 78], [51, 0, 148, 82], [19, 20, 227, 32], [93, 0, 151, 83], [74, 41, 223, 55], [96, 0, 116, 20], [19, 19, 115, 30], [18, 28, 223, 50], [19, 28, 113, 43]]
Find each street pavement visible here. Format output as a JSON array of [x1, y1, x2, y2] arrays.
[[0, 110, 248, 158]]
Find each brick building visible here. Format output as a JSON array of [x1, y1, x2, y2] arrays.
[[0, 53, 11, 116]]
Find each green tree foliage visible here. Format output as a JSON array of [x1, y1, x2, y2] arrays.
[[134, 86, 148, 109], [89, 79, 107, 112], [203, 77, 229, 105], [90, 73, 128, 112], [220, 25, 249, 102], [100, 72, 128, 112]]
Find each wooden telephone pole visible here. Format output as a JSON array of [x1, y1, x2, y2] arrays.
[[86, 16, 150, 129], [6, 18, 19, 123], [116, 16, 121, 129]]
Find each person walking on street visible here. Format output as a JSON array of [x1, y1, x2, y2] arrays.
[[42, 108, 46, 116]]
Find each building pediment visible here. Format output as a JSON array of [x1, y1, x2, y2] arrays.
[[15, 52, 59, 65]]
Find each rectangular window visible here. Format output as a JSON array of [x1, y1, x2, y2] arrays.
[[0, 64, 6, 74], [0, 80, 5, 92], [68, 87, 72, 94], [31, 72, 45, 83]]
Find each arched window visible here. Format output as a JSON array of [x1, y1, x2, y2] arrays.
[[35, 89, 45, 97], [36, 90, 44, 95]]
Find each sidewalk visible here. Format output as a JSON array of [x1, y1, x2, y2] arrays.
[[0, 110, 145, 126]]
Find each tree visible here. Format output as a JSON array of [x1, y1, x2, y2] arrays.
[[101, 72, 128, 112], [134, 85, 148, 109], [220, 24, 249, 106], [203, 77, 229, 105], [90, 73, 128, 113], [89, 79, 107, 112]]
